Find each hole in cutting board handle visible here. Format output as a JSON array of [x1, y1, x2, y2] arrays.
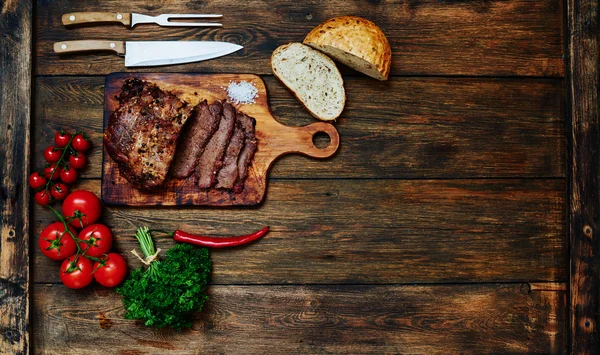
[[312, 131, 331, 149]]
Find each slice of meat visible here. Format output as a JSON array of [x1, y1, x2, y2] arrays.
[[195, 101, 236, 188], [233, 113, 257, 193], [104, 78, 192, 190], [170, 101, 221, 179], [215, 118, 246, 189]]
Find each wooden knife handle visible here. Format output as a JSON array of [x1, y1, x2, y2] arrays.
[[62, 12, 131, 26], [53, 40, 126, 55]]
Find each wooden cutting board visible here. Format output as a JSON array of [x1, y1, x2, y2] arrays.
[[101, 73, 340, 206]]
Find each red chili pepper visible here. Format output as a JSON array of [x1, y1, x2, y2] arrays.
[[172, 226, 269, 248]]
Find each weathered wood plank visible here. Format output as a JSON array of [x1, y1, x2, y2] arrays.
[[34, 0, 563, 77], [32, 179, 565, 284], [31, 283, 566, 354], [34, 76, 565, 179], [0, 1, 32, 354], [567, 0, 600, 352]]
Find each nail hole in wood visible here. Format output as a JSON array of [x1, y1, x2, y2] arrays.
[[584, 225, 592, 237], [8, 230, 14, 237], [312, 131, 331, 149], [586, 321, 591, 327], [7, 124, 11, 130]]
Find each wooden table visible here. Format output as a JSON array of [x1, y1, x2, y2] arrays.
[[1, 1, 598, 353]]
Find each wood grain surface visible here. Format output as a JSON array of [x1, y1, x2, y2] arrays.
[[102, 73, 339, 206], [32, 283, 565, 354], [35, 0, 564, 77], [10, 0, 577, 353], [567, 0, 600, 352], [0, 1, 32, 354], [35, 76, 565, 179], [32, 179, 565, 284]]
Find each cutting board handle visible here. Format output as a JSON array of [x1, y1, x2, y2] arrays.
[[276, 121, 340, 159]]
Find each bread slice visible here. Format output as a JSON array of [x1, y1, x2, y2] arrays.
[[304, 16, 391, 81], [271, 43, 345, 121]]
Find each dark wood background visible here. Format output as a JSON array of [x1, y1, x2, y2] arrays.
[[2, 0, 599, 353]]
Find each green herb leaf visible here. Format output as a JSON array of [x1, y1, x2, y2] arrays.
[[117, 228, 211, 330]]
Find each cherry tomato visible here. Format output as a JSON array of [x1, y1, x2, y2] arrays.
[[29, 172, 47, 189], [39, 221, 77, 260], [50, 182, 69, 201], [62, 190, 102, 228], [60, 255, 94, 289], [43, 164, 62, 181], [69, 152, 87, 170], [72, 133, 91, 153], [93, 253, 127, 287], [44, 146, 62, 163], [54, 131, 72, 148], [78, 224, 113, 257], [34, 190, 51, 206], [60, 165, 78, 184]]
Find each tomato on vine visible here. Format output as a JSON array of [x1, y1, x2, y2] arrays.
[[44, 146, 62, 163], [60, 255, 94, 289], [38, 221, 77, 260], [93, 253, 127, 287], [60, 165, 78, 184], [72, 133, 91, 153], [62, 190, 102, 228], [69, 152, 87, 169], [54, 131, 72, 148], [50, 183, 69, 201], [29, 172, 47, 189], [43, 164, 62, 181], [35, 190, 51, 206], [78, 224, 113, 257]]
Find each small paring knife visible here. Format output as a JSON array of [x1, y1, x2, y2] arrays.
[[62, 12, 223, 27], [53, 40, 243, 67]]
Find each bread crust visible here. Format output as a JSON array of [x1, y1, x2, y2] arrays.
[[270, 43, 346, 121], [303, 16, 391, 81]]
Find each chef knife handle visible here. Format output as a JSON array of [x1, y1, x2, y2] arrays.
[[62, 12, 132, 26], [53, 40, 126, 56]]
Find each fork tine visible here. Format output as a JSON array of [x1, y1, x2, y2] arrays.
[[161, 22, 223, 27], [163, 14, 223, 19]]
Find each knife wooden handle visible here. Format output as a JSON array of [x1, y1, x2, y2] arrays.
[[62, 12, 131, 26], [53, 40, 126, 55]]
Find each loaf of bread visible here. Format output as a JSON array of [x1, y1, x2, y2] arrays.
[[304, 16, 391, 81], [271, 43, 345, 121]]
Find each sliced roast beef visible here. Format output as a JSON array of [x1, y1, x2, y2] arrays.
[[215, 118, 246, 189], [170, 101, 221, 179], [104, 78, 192, 190], [233, 113, 257, 193], [195, 101, 236, 188]]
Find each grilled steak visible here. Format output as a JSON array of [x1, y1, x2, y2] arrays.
[[233, 113, 257, 193], [170, 101, 221, 179], [195, 102, 236, 188], [215, 118, 246, 189], [104, 78, 193, 190]]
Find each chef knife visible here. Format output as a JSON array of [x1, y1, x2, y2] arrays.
[[53, 40, 243, 67], [62, 12, 223, 27]]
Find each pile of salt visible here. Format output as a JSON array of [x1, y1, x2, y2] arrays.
[[226, 80, 259, 104]]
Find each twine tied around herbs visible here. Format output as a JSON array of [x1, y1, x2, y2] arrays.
[[131, 248, 161, 266]]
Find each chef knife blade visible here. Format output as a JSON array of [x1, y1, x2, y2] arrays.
[[53, 40, 243, 67]]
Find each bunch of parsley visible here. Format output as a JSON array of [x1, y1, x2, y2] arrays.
[[117, 227, 211, 330]]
